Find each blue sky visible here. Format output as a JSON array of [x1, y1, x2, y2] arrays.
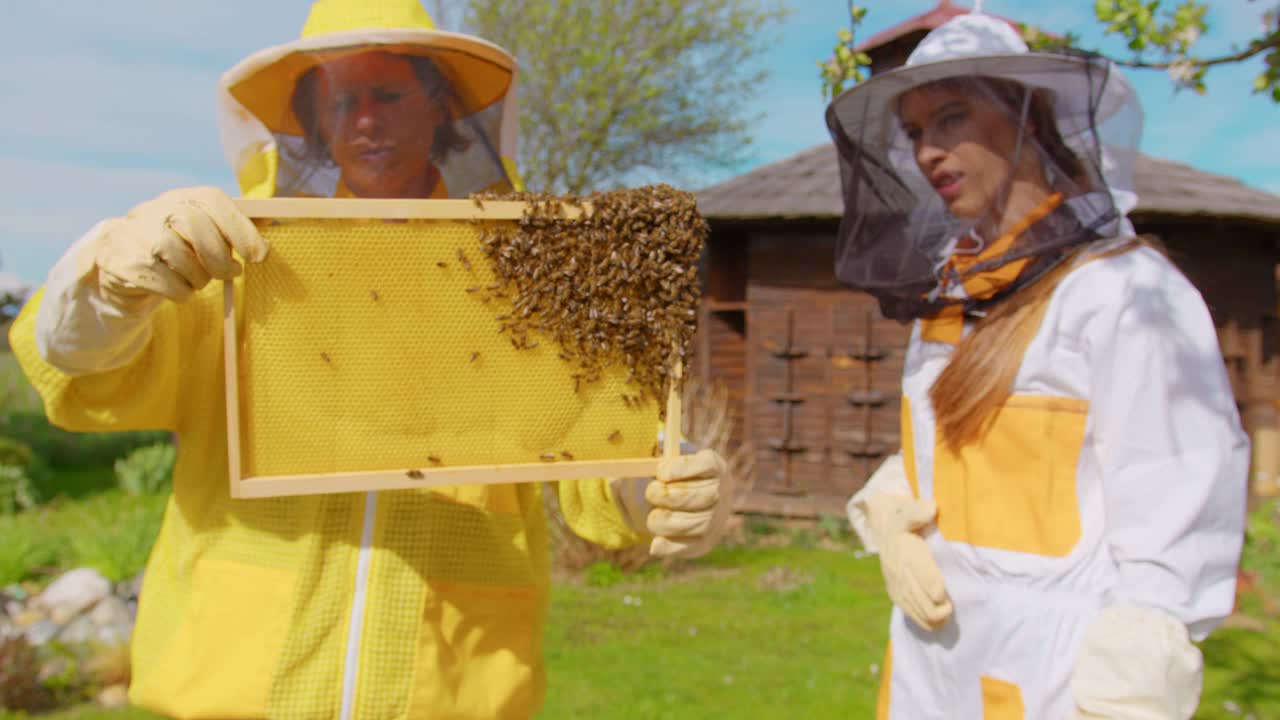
[[1, 1, 1276, 288]]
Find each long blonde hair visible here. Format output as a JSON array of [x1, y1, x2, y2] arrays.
[[930, 236, 1164, 450]]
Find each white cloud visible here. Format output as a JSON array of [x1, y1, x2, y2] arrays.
[[0, 156, 220, 284], [4, 3, 305, 60], [0, 51, 222, 163]]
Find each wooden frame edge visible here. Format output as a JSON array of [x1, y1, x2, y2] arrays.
[[234, 458, 662, 499], [223, 264, 683, 499], [234, 197, 589, 221], [224, 280, 245, 498]]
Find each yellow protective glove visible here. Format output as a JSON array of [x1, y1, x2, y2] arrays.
[[94, 187, 268, 313], [863, 493, 953, 630], [644, 448, 729, 559], [1067, 606, 1203, 719]]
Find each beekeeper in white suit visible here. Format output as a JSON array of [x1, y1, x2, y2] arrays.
[[828, 5, 1248, 718]]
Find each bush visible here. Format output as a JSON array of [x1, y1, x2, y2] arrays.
[[0, 636, 53, 712], [0, 434, 33, 467], [0, 464, 40, 514], [60, 492, 166, 583], [1242, 498, 1280, 600], [1, 411, 169, 470], [0, 491, 165, 587], [114, 443, 176, 496], [0, 513, 62, 585], [0, 436, 51, 512]]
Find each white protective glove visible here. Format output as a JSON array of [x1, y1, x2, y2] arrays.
[[861, 492, 953, 630], [1067, 606, 1203, 719], [847, 453, 953, 630], [34, 187, 268, 375], [93, 186, 268, 313], [611, 448, 729, 559]]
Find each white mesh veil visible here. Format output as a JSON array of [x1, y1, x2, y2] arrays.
[[218, 31, 519, 200], [277, 49, 512, 197]]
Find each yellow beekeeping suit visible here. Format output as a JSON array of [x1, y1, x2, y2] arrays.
[[10, 1, 643, 717]]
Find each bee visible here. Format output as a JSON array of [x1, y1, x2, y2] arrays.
[[320, 352, 332, 364], [560, 450, 575, 461], [427, 456, 443, 466], [608, 431, 622, 443], [465, 286, 481, 294], [539, 453, 557, 462], [406, 469, 424, 480], [437, 261, 449, 269], [457, 248, 472, 271], [469, 351, 480, 363], [370, 290, 379, 302]]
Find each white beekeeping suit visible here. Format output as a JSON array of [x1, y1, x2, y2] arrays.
[[828, 7, 1248, 718]]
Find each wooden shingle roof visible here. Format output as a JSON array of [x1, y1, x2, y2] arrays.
[[854, 0, 1020, 52], [695, 143, 1280, 226]]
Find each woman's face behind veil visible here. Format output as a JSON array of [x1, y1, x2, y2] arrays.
[[313, 51, 444, 198], [897, 83, 1039, 222]]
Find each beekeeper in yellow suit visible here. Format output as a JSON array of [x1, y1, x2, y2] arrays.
[[828, 7, 1248, 719], [9, 1, 726, 717]]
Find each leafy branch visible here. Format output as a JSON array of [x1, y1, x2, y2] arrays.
[[822, 1, 1280, 103]]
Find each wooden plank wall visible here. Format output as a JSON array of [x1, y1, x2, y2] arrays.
[[738, 233, 910, 517], [701, 221, 1280, 514], [694, 308, 748, 448]]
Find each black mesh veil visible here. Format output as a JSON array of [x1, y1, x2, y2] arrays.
[[825, 44, 1141, 322]]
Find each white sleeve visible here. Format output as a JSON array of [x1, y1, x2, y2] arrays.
[[1085, 252, 1248, 641], [846, 451, 911, 553], [35, 222, 160, 376]]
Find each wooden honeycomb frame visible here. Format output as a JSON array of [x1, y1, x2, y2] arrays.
[[224, 198, 683, 499]]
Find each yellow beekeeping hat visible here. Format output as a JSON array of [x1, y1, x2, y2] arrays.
[[222, 0, 516, 138]]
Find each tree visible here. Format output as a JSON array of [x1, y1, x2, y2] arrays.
[[0, 259, 25, 326], [466, 0, 788, 193], [422, 0, 464, 35], [819, 0, 1280, 103]]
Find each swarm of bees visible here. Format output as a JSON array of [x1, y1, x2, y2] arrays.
[[471, 184, 706, 415]]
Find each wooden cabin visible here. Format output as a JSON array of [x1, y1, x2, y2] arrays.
[[692, 4, 1280, 517]]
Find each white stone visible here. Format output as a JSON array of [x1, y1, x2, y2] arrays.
[[97, 684, 130, 708], [57, 615, 95, 644], [90, 596, 133, 627], [23, 618, 59, 645], [93, 622, 132, 646], [34, 568, 111, 623]]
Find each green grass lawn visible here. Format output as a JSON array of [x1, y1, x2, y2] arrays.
[[3, 536, 1277, 719], [540, 544, 890, 719], [0, 346, 1273, 720], [540, 545, 1280, 719]]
